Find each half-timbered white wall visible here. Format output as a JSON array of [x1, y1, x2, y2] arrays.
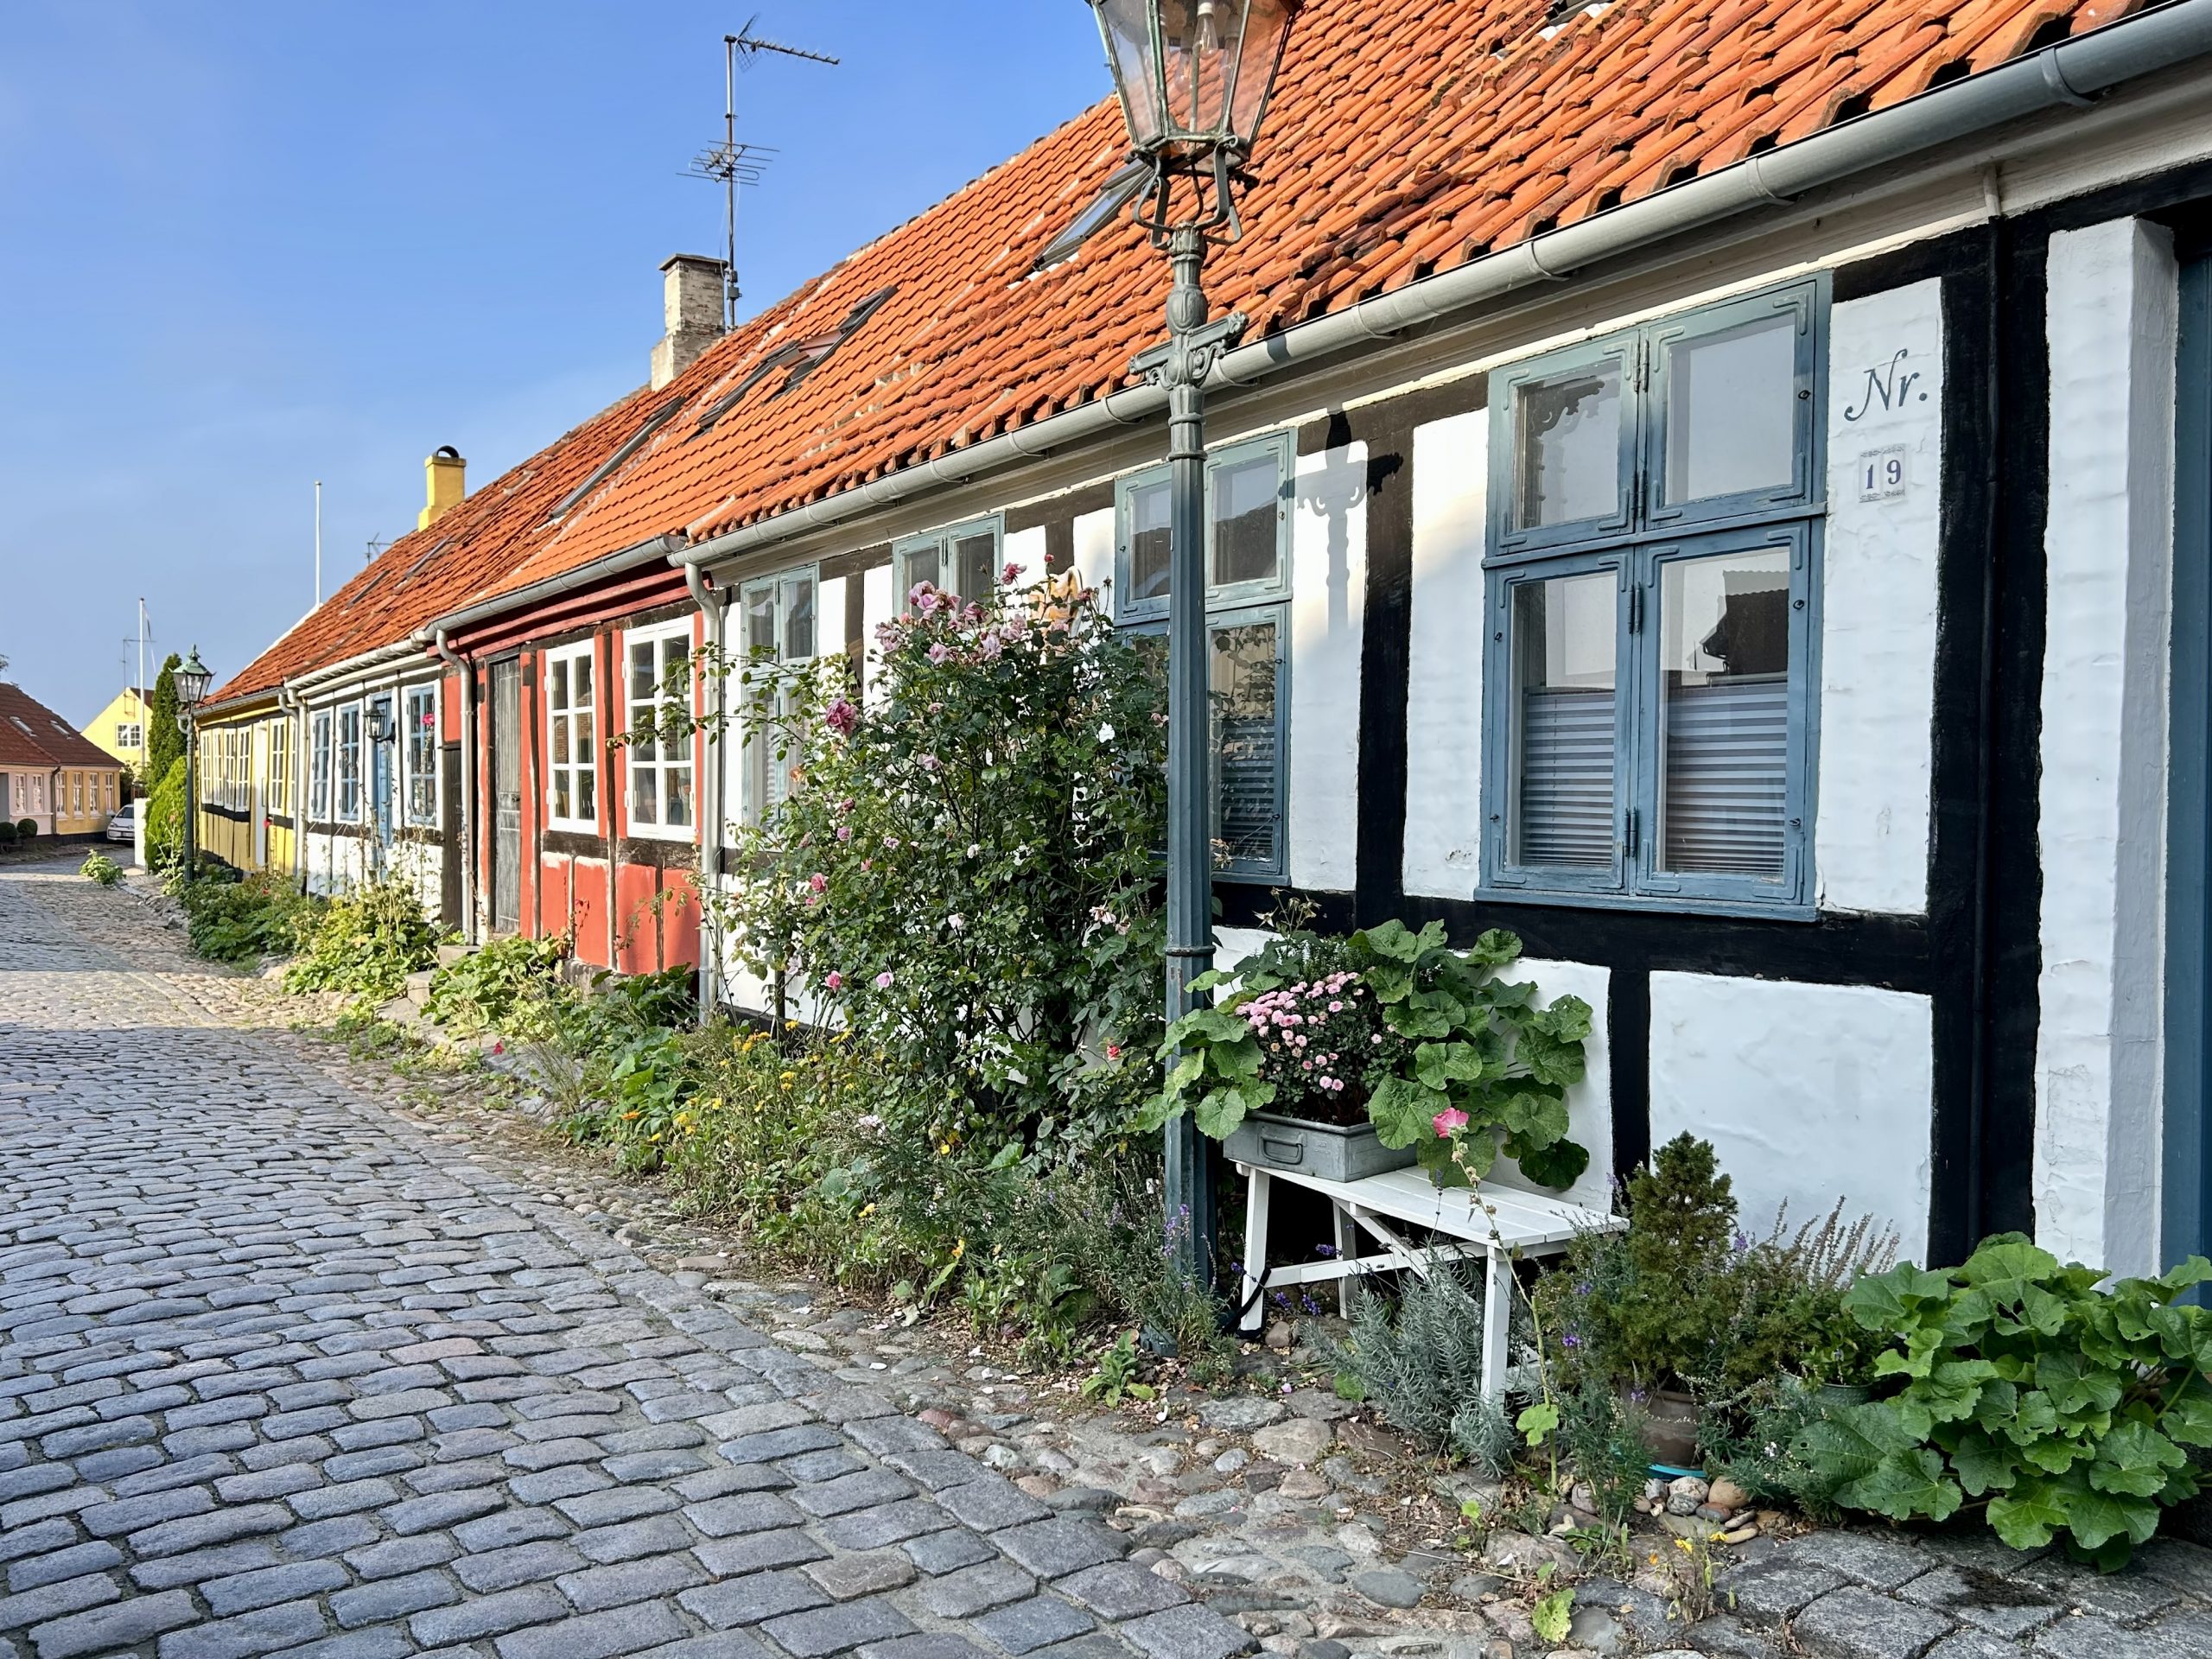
[[2034, 216, 2181, 1280]]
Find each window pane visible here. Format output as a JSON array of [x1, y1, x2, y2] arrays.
[[551, 714, 569, 766], [667, 766, 694, 828], [631, 761, 658, 825], [783, 578, 815, 661], [1209, 620, 1280, 869], [630, 640, 656, 703], [550, 658, 569, 712], [745, 587, 778, 656], [1656, 549, 1790, 877], [1128, 476, 1171, 605], [577, 767, 595, 820], [905, 546, 942, 600], [1514, 362, 1624, 530], [955, 531, 997, 600], [574, 654, 593, 706], [553, 771, 570, 821], [1510, 573, 1616, 868], [1211, 452, 1280, 588], [1662, 315, 1798, 505]]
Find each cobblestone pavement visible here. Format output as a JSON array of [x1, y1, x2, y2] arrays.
[[0, 867, 1256, 1659]]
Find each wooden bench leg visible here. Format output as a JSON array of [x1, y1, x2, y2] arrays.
[[1333, 1201, 1360, 1319], [1238, 1167, 1271, 1333], [1480, 1244, 1513, 1403]]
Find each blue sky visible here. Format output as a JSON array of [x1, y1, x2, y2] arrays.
[[0, 2, 1108, 723]]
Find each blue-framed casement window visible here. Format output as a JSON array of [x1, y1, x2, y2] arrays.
[[1482, 277, 1827, 913], [335, 703, 363, 823], [309, 711, 332, 821], [736, 567, 818, 827], [1115, 430, 1294, 881], [404, 684, 437, 827], [893, 515, 1002, 605]]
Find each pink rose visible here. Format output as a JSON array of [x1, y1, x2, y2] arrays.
[[809, 873, 827, 893], [874, 971, 893, 989], [824, 696, 859, 736], [1433, 1108, 1471, 1138], [824, 971, 843, 991]]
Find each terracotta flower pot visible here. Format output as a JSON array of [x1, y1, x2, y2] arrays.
[[1621, 1384, 1700, 1466]]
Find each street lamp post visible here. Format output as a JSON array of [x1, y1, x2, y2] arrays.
[[175, 646, 212, 877], [1085, 0, 1300, 1287]]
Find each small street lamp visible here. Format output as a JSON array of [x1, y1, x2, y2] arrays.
[[175, 646, 211, 877], [1085, 0, 1300, 1287]]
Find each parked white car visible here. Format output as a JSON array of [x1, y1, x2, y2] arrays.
[[105, 803, 135, 843]]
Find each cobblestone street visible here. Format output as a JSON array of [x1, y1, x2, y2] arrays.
[[0, 864, 1251, 1659]]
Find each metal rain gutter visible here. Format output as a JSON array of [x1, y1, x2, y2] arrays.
[[413, 534, 688, 645], [433, 627, 480, 944], [677, 0, 2212, 573]]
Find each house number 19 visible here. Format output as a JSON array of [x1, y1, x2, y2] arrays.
[[1857, 445, 1908, 501]]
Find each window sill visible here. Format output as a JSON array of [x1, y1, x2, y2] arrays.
[[624, 824, 697, 844], [545, 819, 601, 837], [1471, 884, 1816, 923]]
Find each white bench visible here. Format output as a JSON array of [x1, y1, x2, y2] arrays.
[[1231, 1159, 1623, 1402]]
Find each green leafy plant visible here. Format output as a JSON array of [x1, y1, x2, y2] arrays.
[[1154, 919, 1591, 1191], [1802, 1234, 2212, 1569], [424, 934, 569, 1034], [1529, 1575, 1574, 1645], [180, 871, 321, 967], [143, 756, 187, 869], [1079, 1332, 1154, 1406], [283, 875, 444, 1000], [79, 850, 122, 887]]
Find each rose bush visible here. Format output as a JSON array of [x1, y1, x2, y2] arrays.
[[709, 569, 1169, 1164]]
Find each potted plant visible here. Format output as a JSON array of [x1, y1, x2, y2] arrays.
[[1145, 919, 1592, 1192]]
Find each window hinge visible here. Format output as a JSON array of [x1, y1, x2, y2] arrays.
[[1628, 585, 1644, 632], [1624, 809, 1641, 861]]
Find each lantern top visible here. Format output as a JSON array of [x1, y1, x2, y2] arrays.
[[175, 647, 213, 709], [1088, 0, 1299, 163]]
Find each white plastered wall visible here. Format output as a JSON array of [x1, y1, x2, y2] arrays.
[[1402, 410, 1487, 899], [2034, 217, 2179, 1278], [1288, 441, 1367, 893], [1817, 280, 1943, 914], [1650, 972, 1934, 1262], [1070, 505, 1115, 591]]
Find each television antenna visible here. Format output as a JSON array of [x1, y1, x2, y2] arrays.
[[684, 16, 838, 329]]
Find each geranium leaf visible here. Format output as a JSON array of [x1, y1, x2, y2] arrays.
[[1987, 1478, 2067, 1551], [1838, 1449, 1961, 1523], [1950, 1429, 2020, 1497], [1512, 1136, 1589, 1191]]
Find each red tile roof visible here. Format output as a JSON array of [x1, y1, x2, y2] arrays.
[[0, 683, 122, 772], [219, 0, 2123, 688], [506, 0, 2113, 575]]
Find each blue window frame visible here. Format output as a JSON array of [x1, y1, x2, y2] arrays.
[[404, 684, 437, 826], [894, 515, 1002, 606], [1115, 431, 1294, 881], [1480, 276, 1827, 915]]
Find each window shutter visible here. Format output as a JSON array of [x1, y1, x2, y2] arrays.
[[1659, 677, 1788, 875], [1214, 711, 1278, 867], [1516, 686, 1615, 866]]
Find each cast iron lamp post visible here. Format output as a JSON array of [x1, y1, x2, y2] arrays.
[[1085, 0, 1300, 1287], [175, 646, 212, 876]]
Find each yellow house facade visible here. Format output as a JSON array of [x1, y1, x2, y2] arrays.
[[83, 686, 153, 778], [0, 682, 125, 836], [194, 700, 296, 877]]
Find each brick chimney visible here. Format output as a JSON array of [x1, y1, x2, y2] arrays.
[[419, 446, 466, 530], [652, 254, 728, 389]]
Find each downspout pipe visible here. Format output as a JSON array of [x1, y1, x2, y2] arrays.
[[277, 685, 307, 890], [675, 3, 2212, 573], [682, 563, 728, 1024], [433, 628, 480, 944]]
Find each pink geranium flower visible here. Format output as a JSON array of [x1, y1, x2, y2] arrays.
[[1433, 1108, 1471, 1138]]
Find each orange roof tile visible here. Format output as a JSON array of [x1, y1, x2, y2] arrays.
[[0, 683, 121, 772], [223, 0, 2124, 686]]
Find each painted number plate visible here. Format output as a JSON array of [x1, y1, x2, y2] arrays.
[[1856, 445, 1908, 501]]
